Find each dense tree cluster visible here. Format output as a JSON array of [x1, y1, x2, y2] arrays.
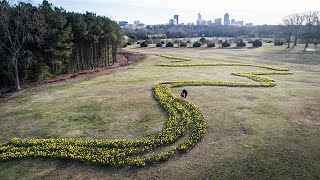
[[0, 0, 124, 91]]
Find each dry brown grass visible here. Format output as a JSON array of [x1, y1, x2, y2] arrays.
[[0, 44, 320, 179]]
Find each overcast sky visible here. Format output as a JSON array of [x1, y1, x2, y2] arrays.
[[27, 0, 320, 25]]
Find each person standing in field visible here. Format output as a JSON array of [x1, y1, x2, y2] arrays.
[[181, 89, 188, 98]]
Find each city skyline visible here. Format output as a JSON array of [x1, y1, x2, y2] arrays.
[[27, 0, 320, 25]]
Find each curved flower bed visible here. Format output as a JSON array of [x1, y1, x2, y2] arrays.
[[0, 54, 292, 167], [157, 54, 192, 62]]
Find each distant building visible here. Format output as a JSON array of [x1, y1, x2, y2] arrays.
[[215, 18, 222, 25], [169, 19, 175, 25], [202, 20, 207, 25], [118, 21, 128, 27], [236, 21, 244, 26], [224, 13, 230, 26], [197, 13, 203, 25], [231, 19, 235, 25], [134, 20, 141, 25], [198, 13, 202, 21], [174, 15, 179, 25], [207, 20, 212, 26], [245, 23, 253, 26], [231, 19, 244, 26]]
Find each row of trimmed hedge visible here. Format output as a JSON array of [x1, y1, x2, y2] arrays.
[[141, 39, 263, 48]]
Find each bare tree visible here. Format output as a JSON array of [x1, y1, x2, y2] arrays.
[[0, 1, 46, 91], [315, 12, 320, 49], [282, 15, 296, 48], [292, 13, 305, 46], [303, 11, 319, 49]]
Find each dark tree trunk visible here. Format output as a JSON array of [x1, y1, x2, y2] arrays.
[[91, 44, 94, 69], [13, 56, 21, 91], [107, 40, 110, 65], [287, 33, 291, 48], [104, 46, 107, 67]]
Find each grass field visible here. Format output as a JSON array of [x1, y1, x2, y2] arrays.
[[0, 44, 320, 179]]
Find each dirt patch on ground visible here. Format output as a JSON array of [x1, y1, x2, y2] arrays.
[[278, 96, 320, 132], [0, 51, 146, 98]]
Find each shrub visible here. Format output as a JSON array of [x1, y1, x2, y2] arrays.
[[137, 42, 140, 44], [180, 42, 187, 47], [161, 41, 165, 44], [252, 39, 262, 47], [156, 43, 162, 47], [127, 42, 132, 45], [248, 40, 253, 44], [274, 41, 284, 46], [236, 40, 246, 47], [166, 42, 174, 47], [193, 41, 202, 47], [266, 40, 273, 43], [140, 41, 148, 47], [222, 40, 231, 47], [207, 42, 215, 48], [200, 37, 206, 43]]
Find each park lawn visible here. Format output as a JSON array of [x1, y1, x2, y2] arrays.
[[0, 44, 320, 179]]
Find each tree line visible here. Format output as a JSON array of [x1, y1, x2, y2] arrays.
[[0, 0, 124, 91]]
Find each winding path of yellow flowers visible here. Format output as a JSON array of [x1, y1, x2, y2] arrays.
[[0, 54, 292, 167]]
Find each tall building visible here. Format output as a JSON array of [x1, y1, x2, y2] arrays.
[[169, 19, 175, 25], [224, 13, 230, 26], [174, 15, 179, 25], [197, 13, 203, 25], [198, 13, 202, 21], [215, 18, 222, 25]]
